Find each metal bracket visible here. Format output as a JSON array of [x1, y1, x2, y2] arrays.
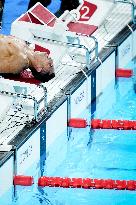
[[36, 84, 48, 121], [88, 35, 99, 62], [65, 90, 72, 140]]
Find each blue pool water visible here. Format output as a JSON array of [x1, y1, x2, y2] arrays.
[[3, 69, 136, 204]]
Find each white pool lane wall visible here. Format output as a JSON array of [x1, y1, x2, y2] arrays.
[[96, 52, 116, 98], [71, 79, 91, 118], [45, 101, 68, 174], [0, 155, 14, 205], [117, 27, 136, 95], [117, 26, 136, 69], [118, 34, 134, 68], [96, 51, 116, 115], [17, 129, 40, 176]]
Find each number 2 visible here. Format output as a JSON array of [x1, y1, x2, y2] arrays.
[[80, 6, 90, 20]]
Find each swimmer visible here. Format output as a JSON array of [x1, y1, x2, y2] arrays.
[[0, 35, 55, 82]]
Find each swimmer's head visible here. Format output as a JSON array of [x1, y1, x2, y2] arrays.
[[31, 68, 55, 83]]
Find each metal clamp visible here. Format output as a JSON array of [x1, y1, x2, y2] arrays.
[[88, 35, 98, 62], [36, 84, 48, 120], [65, 90, 72, 140]]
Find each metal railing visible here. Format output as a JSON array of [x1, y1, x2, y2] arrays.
[[5, 87, 46, 122], [115, 0, 136, 24]]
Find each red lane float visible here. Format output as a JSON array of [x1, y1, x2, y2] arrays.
[[116, 68, 133, 78], [13, 175, 34, 186], [38, 176, 136, 190], [91, 119, 136, 130], [68, 118, 136, 130], [68, 118, 87, 128], [13, 175, 136, 190]]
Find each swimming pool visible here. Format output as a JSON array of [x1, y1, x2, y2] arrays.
[[0, 1, 136, 204], [2, 62, 136, 205]]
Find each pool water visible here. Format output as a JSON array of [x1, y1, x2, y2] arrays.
[[4, 72, 136, 204]]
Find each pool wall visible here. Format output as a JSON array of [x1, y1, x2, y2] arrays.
[[45, 101, 68, 174], [0, 22, 136, 202], [17, 129, 40, 175], [0, 152, 14, 204]]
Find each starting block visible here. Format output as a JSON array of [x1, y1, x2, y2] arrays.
[[11, 2, 99, 69], [18, 2, 98, 36]]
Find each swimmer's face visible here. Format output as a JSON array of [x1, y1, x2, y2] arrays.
[[33, 63, 55, 82], [32, 51, 54, 74], [29, 51, 55, 82]]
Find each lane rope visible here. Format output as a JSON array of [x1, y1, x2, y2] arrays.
[[68, 118, 136, 130], [13, 175, 136, 191]]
